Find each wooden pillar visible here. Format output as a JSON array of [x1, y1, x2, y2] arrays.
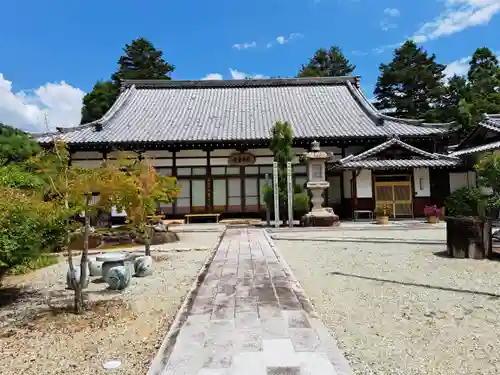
[[351, 169, 357, 218], [172, 150, 177, 216], [206, 150, 212, 213]]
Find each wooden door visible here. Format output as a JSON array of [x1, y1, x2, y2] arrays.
[[375, 180, 413, 218]]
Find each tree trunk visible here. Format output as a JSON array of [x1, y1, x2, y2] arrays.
[[74, 285, 85, 314], [145, 224, 152, 256], [76, 194, 91, 314]]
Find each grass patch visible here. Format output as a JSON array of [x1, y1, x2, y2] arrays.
[[7, 253, 59, 275]]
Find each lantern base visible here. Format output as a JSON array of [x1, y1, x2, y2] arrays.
[[301, 210, 340, 227]]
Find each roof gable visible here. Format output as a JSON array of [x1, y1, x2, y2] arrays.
[[334, 136, 461, 169], [453, 114, 500, 152]]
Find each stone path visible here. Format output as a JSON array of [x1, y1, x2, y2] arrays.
[[156, 228, 353, 375]]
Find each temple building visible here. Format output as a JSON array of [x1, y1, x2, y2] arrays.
[[35, 76, 475, 219]]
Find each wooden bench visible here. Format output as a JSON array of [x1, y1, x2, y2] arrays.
[[353, 210, 374, 221], [185, 213, 221, 224]]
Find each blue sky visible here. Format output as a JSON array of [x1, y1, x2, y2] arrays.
[[0, 0, 499, 131]]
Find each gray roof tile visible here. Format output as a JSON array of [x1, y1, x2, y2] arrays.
[[35, 77, 457, 145], [334, 136, 461, 169], [450, 140, 500, 156], [336, 159, 460, 169]]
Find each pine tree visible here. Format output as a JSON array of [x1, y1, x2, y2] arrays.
[[111, 37, 175, 83], [80, 38, 175, 124], [297, 46, 355, 77], [436, 75, 468, 123], [374, 40, 445, 121], [466, 47, 500, 119]]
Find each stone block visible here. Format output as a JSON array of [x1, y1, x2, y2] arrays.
[[66, 266, 89, 290], [107, 265, 132, 290], [134, 255, 153, 277], [445, 216, 493, 259]]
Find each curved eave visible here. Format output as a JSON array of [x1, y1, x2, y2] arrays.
[[346, 81, 459, 132], [32, 85, 137, 144]]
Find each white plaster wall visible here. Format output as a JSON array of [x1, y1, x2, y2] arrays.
[[72, 160, 102, 168], [449, 172, 476, 193], [151, 158, 173, 167], [177, 149, 206, 158], [211, 149, 237, 157], [254, 156, 274, 165], [107, 150, 138, 159], [144, 150, 172, 158], [357, 170, 372, 198], [413, 168, 430, 197], [72, 151, 102, 159], [176, 158, 207, 166], [245, 149, 274, 156], [343, 171, 352, 198]]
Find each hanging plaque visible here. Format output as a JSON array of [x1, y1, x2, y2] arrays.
[[228, 152, 256, 166]]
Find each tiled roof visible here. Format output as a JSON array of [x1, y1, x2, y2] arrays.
[[450, 114, 500, 155], [450, 140, 500, 156], [335, 159, 460, 169], [34, 77, 458, 145], [334, 136, 461, 169]]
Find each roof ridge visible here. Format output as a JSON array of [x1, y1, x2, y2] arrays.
[[121, 76, 361, 89]]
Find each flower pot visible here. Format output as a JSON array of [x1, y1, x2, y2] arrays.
[[376, 216, 389, 225], [427, 215, 439, 224]]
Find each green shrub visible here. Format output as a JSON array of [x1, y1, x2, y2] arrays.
[[7, 254, 59, 275], [0, 188, 57, 279], [263, 183, 309, 218], [0, 164, 46, 191], [444, 186, 482, 217], [40, 217, 68, 253]]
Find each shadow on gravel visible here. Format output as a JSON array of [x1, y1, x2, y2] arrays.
[[329, 271, 500, 299], [0, 287, 43, 309], [434, 250, 500, 262]]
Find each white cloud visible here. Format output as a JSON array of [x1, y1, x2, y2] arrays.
[[232, 41, 257, 50], [229, 69, 267, 79], [380, 20, 398, 31], [200, 70, 267, 80], [384, 7, 400, 17], [267, 33, 303, 48], [444, 56, 471, 78], [412, 0, 500, 42], [201, 73, 223, 80], [443, 51, 500, 79], [0, 73, 84, 132]]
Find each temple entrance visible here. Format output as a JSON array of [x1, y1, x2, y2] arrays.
[[374, 175, 413, 218]]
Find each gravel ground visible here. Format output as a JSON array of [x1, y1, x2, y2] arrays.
[[0, 231, 221, 375], [271, 226, 447, 242], [276, 230, 500, 375]]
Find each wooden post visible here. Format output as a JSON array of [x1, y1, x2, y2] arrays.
[[265, 173, 271, 226], [287, 162, 293, 228], [273, 162, 279, 228]]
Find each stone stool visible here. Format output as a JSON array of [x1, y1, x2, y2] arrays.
[[96, 253, 128, 282]]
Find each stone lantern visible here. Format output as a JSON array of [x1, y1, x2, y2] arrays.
[[301, 140, 339, 226]]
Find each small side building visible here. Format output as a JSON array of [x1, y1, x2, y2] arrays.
[[34, 76, 463, 219], [448, 114, 500, 194]]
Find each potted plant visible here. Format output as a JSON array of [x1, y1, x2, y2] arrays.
[[424, 205, 445, 224], [375, 204, 390, 225]]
